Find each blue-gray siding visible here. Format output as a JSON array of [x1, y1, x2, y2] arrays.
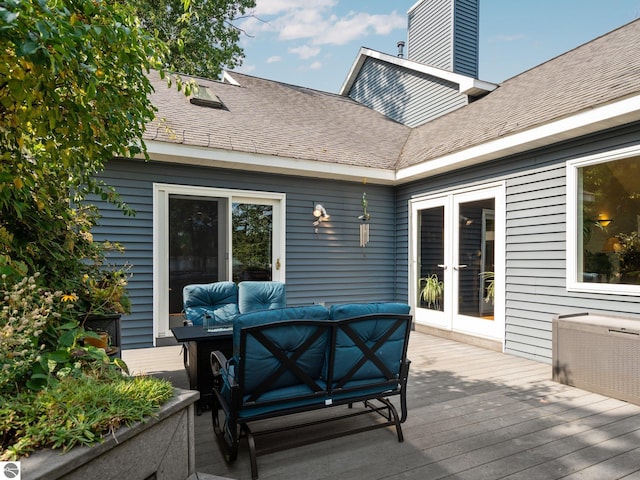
[[396, 123, 640, 363], [96, 159, 400, 349], [347, 57, 467, 127], [97, 124, 640, 359], [408, 0, 479, 77]]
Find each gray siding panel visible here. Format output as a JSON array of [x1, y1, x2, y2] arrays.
[[453, 0, 479, 77], [408, 0, 479, 77], [348, 57, 467, 127], [396, 123, 640, 363], [408, 0, 454, 70], [96, 159, 399, 349]]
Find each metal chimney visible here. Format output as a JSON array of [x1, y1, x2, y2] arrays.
[[397, 40, 405, 58]]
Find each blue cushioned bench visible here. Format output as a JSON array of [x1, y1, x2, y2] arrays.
[[210, 303, 412, 479]]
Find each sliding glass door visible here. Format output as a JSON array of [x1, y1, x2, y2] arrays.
[[154, 185, 285, 341]]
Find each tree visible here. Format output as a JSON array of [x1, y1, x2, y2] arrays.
[[0, 0, 167, 293], [133, 0, 256, 79]]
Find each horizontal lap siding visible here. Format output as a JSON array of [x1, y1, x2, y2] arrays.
[[348, 57, 467, 127], [408, 0, 454, 70], [453, 0, 479, 77], [97, 159, 398, 348]]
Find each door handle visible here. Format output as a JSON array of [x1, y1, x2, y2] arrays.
[[437, 264, 447, 270], [454, 264, 468, 270], [275, 258, 281, 270]]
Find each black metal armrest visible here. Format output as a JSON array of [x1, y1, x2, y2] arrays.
[[211, 350, 239, 388]]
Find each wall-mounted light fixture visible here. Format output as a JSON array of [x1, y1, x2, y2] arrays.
[[313, 204, 330, 231], [596, 216, 613, 228]]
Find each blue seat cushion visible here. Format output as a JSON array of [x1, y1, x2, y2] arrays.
[[183, 282, 239, 326], [326, 303, 410, 383], [238, 281, 286, 313], [328, 302, 410, 320], [233, 305, 330, 394]]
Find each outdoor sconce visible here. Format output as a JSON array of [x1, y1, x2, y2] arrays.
[[313, 204, 330, 232]]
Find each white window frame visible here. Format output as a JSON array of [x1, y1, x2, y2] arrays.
[[153, 183, 286, 342], [566, 144, 640, 296]]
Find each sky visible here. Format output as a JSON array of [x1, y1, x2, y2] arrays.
[[233, 0, 640, 93]]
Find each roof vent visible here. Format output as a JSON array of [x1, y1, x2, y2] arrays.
[[397, 40, 405, 58], [190, 85, 225, 109]]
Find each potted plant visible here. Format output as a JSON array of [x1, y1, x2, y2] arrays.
[[419, 273, 444, 310], [480, 271, 495, 304]]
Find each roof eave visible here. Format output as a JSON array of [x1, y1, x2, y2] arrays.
[[396, 93, 640, 183], [142, 141, 398, 185]]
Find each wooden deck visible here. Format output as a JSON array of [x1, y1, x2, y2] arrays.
[[123, 332, 640, 479]]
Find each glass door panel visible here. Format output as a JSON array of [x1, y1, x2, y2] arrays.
[[232, 202, 274, 282], [168, 195, 226, 316], [418, 206, 445, 312], [456, 199, 495, 319]]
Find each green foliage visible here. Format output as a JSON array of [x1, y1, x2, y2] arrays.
[[133, 0, 256, 78], [0, 0, 166, 296], [0, 372, 174, 460], [232, 203, 272, 280], [479, 271, 495, 304]]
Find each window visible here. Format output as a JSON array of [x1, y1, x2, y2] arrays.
[[568, 149, 640, 293]]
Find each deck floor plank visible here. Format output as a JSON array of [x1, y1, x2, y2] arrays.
[[123, 331, 640, 479]]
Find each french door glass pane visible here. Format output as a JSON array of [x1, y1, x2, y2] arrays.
[[169, 196, 221, 314], [458, 199, 495, 319], [418, 206, 445, 311], [232, 202, 273, 282]]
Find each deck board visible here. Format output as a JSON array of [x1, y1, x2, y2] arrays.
[[123, 332, 640, 479]]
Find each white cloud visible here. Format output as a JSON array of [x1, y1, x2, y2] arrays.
[[288, 45, 321, 59], [252, 0, 336, 16], [314, 11, 406, 45], [267, 55, 283, 63], [241, 2, 405, 45], [309, 61, 322, 70]]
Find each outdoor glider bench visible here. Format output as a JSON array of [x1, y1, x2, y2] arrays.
[[210, 302, 412, 479]]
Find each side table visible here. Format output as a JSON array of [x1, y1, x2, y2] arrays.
[[171, 326, 233, 414]]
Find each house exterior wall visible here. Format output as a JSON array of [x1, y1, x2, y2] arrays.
[[95, 158, 401, 349], [347, 56, 468, 127], [395, 123, 640, 363], [408, 0, 479, 77]]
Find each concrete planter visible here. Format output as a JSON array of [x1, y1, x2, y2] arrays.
[[21, 388, 199, 480]]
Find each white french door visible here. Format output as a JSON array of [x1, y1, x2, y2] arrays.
[[410, 184, 505, 342], [153, 184, 285, 341]]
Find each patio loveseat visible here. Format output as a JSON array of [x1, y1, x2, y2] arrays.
[[210, 302, 412, 479]]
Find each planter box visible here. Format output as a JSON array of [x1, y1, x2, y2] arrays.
[[21, 388, 199, 480]]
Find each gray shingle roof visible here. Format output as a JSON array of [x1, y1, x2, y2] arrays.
[[145, 18, 640, 178], [144, 71, 410, 170], [398, 18, 640, 169]]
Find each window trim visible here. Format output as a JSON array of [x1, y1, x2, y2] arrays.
[[566, 144, 640, 296]]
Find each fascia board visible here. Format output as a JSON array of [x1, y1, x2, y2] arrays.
[[142, 141, 397, 185], [396, 94, 640, 183]]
